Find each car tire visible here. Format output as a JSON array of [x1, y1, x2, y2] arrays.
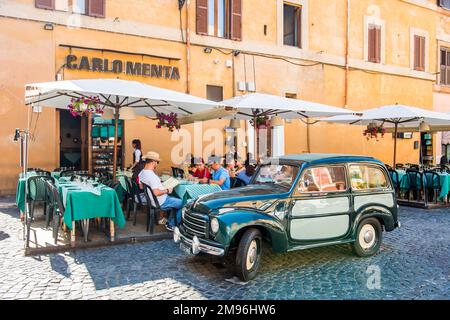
[[352, 217, 382, 257], [235, 228, 263, 282]]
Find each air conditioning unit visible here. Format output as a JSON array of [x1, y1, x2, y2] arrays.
[[246, 82, 256, 92], [237, 81, 246, 91]]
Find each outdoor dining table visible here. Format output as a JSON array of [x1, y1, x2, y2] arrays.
[[56, 180, 126, 246], [174, 181, 222, 205], [395, 170, 450, 201]]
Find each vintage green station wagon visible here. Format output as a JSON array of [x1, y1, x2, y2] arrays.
[[174, 154, 400, 281]]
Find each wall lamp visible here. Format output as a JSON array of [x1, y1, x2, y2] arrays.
[[204, 47, 213, 54], [233, 50, 241, 57], [44, 23, 54, 31]]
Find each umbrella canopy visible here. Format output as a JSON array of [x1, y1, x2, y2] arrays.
[[322, 105, 450, 166], [221, 93, 355, 119], [25, 79, 223, 117], [24, 79, 227, 180]]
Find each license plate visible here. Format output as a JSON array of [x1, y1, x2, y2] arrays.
[[180, 242, 192, 255]]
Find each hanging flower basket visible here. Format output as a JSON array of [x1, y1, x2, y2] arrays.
[[67, 96, 103, 117], [363, 123, 386, 141], [155, 112, 181, 132], [250, 116, 270, 129]]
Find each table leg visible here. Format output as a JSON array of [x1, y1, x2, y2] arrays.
[[71, 221, 76, 247], [110, 218, 115, 242]]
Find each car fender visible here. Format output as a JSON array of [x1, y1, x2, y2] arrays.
[[213, 210, 289, 253], [352, 204, 396, 238]]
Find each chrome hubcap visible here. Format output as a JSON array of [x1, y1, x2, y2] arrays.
[[246, 240, 258, 270], [359, 224, 376, 249]]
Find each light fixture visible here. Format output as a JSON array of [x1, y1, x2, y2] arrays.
[[270, 115, 284, 127], [419, 121, 430, 132], [229, 118, 241, 129], [101, 108, 114, 120], [44, 23, 54, 31], [204, 47, 212, 54], [233, 50, 241, 57], [119, 107, 136, 120]]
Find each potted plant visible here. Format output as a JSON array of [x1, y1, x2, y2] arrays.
[[250, 116, 270, 129], [67, 96, 103, 117], [363, 122, 386, 141], [155, 112, 181, 132]]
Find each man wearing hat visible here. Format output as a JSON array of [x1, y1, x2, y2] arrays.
[[138, 151, 182, 231], [207, 156, 231, 190]]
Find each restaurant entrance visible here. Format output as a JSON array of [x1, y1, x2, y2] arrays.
[[59, 110, 89, 170]]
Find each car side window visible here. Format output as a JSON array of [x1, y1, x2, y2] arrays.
[[297, 166, 347, 194], [349, 165, 388, 190]]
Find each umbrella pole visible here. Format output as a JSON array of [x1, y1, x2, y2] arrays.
[[393, 122, 398, 168], [113, 100, 119, 182]]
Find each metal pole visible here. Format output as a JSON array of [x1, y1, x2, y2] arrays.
[[113, 98, 119, 182], [393, 122, 398, 167]]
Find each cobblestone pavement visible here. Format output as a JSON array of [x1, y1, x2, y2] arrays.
[[0, 196, 449, 300]]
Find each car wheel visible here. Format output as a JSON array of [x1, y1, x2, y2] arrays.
[[235, 228, 263, 282], [352, 218, 382, 257]]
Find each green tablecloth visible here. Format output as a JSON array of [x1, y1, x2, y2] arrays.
[[58, 182, 126, 230], [51, 172, 60, 180], [396, 170, 450, 200], [174, 183, 222, 205], [16, 178, 26, 212]]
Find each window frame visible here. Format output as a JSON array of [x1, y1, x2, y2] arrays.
[[206, 0, 231, 39], [364, 16, 385, 65], [410, 28, 429, 73], [440, 47, 450, 86], [294, 165, 349, 196], [347, 163, 392, 193], [283, 2, 302, 49], [439, 0, 450, 10]]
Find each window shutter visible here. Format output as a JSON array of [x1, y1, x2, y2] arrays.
[[420, 36, 425, 71], [414, 35, 420, 70], [368, 26, 375, 62], [374, 27, 381, 63], [35, 0, 54, 9], [230, 0, 242, 41], [196, 0, 208, 35], [296, 7, 302, 48], [87, 0, 105, 17]]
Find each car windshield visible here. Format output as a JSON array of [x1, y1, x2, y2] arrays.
[[252, 164, 299, 188]]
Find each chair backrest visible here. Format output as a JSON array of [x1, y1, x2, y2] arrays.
[[395, 163, 405, 169], [35, 170, 51, 176], [424, 171, 440, 189], [388, 169, 399, 187], [142, 182, 160, 209], [27, 176, 55, 201], [171, 167, 184, 178], [44, 180, 55, 208], [60, 170, 75, 177], [130, 180, 144, 205], [406, 169, 423, 189], [52, 183, 65, 214]]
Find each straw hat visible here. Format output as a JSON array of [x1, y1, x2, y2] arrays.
[[142, 151, 161, 162]]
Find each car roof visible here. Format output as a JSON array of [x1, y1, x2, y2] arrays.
[[277, 153, 384, 166]]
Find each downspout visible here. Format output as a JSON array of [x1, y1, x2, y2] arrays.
[[344, 0, 350, 109], [185, 0, 191, 94]]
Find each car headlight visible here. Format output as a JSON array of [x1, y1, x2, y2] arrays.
[[210, 218, 219, 234]]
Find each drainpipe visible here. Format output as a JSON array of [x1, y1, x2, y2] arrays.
[[185, 0, 191, 94], [344, 0, 350, 108]]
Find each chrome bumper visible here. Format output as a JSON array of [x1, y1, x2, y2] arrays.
[[173, 227, 225, 256]]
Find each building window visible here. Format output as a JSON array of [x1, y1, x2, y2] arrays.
[[197, 0, 242, 40], [283, 3, 302, 48], [35, 0, 105, 17], [413, 35, 426, 72], [438, 0, 450, 10], [368, 24, 381, 63], [206, 85, 223, 102], [441, 48, 450, 86]]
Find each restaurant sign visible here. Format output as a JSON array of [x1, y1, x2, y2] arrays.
[[66, 54, 180, 80]]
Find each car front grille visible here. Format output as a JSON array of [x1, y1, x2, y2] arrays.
[[182, 210, 208, 239]]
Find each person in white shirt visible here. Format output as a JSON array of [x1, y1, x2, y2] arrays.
[[131, 139, 142, 170], [138, 151, 182, 231]]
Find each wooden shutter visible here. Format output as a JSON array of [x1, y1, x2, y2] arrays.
[[35, 0, 54, 9], [87, 0, 105, 17], [230, 0, 242, 41], [368, 26, 376, 62], [295, 7, 302, 48], [374, 27, 381, 63], [414, 35, 425, 71], [196, 0, 208, 35], [419, 36, 426, 71]]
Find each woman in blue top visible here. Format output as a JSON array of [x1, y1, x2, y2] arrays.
[[208, 157, 231, 190]]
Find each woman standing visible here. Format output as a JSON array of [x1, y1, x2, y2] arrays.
[[131, 139, 142, 170]]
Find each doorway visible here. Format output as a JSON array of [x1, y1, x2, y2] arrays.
[[59, 110, 88, 170]]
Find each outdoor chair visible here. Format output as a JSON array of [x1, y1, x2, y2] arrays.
[[35, 170, 51, 176], [388, 169, 400, 197], [405, 169, 426, 204], [26, 175, 55, 221], [126, 179, 145, 226], [142, 182, 177, 234], [231, 177, 247, 188], [395, 164, 405, 170], [172, 167, 185, 178], [424, 170, 441, 203], [44, 180, 64, 244]]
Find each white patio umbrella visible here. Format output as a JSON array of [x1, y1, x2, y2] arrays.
[[220, 93, 355, 159], [322, 104, 450, 166], [25, 79, 229, 180]]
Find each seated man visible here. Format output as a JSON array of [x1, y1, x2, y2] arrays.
[[236, 164, 256, 185], [190, 157, 211, 182], [138, 151, 182, 231], [208, 156, 231, 190]]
